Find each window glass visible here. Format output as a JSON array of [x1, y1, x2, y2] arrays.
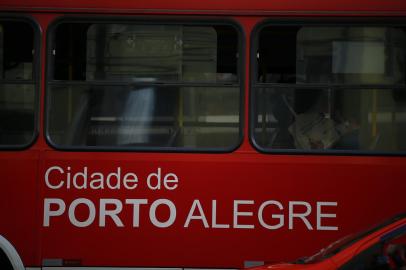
[[0, 21, 36, 146], [48, 22, 240, 150], [253, 25, 406, 152], [257, 26, 406, 85], [52, 23, 238, 83]]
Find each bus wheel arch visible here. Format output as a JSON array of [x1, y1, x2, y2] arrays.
[[0, 235, 25, 270]]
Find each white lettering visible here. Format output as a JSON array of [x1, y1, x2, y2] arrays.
[[66, 167, 71, 189], [147, 167, 162, 190], [289, 201, 313, 230], [90, 172, 104, 189], [106, 167, 121, 189], [68, 198, 96, 227], [163, 173, 178, 190], [184, 200, 209, 228], [212, 200, 230, 228], [73, 167, 87, 189], [45, 166, 64, 189], [43, 198, 66, 227], [149, 199, 176, 228], [123, 173, 138, 190], [99, 199, 124, 227], [317, 202, 338, 231], [233, 200, 254, 229], [126, 199, 148, 227], [258, 200, 284, 230]]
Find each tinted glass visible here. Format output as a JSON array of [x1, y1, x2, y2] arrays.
[[254, 25, 406, 153], [0, 21, 36, 146], [257, 26, 406, 85], [48, 22, 241, 149], [253, 87, 406, 151], [0, 22, 34, 80], [52, 23, 238, 83], [48, 85, 239, 148]]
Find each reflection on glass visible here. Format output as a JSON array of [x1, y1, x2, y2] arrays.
[[0, 21, 35, 146], [258, 26, 406, 85], [53, 23, 238, 83], [49, 22, 240, 149], [253, 87, 406, 152], [116, 87, 155, 145], [296, 27, 406, 85], [255, 25, 406, 152], [48, 85, 240, 148], [86, 25, 185, 82], [0, 84, 35, 145]]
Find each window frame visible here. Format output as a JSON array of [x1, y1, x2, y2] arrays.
[[250, 17, 406, 156], [45, 16, 245, 152], [0, 15, 40, 150]]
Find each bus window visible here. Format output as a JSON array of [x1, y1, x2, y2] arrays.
[[47, 22, 241, 150], [252, 24, 406, 153], [0, 20, 36, 147]]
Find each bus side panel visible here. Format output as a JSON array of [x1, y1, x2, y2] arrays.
[[39, 152, 406, 268], [0, 151, 39, 267]]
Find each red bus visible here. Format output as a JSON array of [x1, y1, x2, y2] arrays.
[[0, 0, 406, 269]]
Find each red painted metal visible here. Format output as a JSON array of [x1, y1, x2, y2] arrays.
[[0, 0, 406, 14], [0, 1, 405, 269]]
